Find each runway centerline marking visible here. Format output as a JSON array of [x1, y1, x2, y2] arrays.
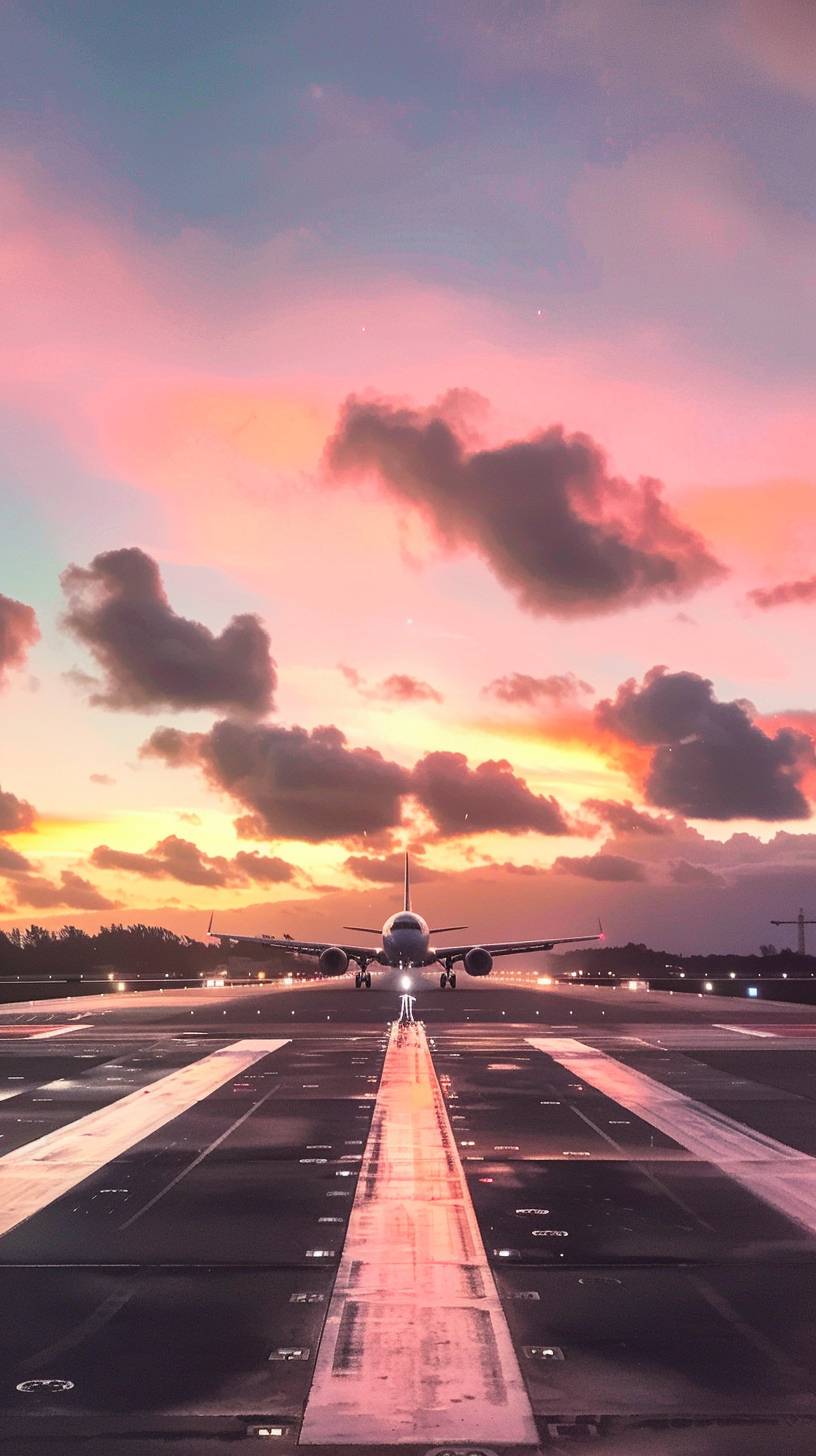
[[0, 1039, 288, 1241], [299, 1022, 537, 1447], [529, 1037, 816, 1239]]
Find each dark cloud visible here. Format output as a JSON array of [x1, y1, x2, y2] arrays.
[[339, 663, 443, 704], [481, 859, 541, 876], [142, 720, 410, 842], [669, 859, 726, 887], [583, 798, 673, 836], [344, 851, 437, 885], [0, 842, 32, 874], [552, 852, 648, 881], [325, 395, 724, 618], [0, 786, 36, 833], [411, 750, 571, 836], [0, 593, 39, 686], [596, 667, 814, 820], [233, 851, 296, 884], [91, 835, 239, 888], [91, 835, 296, 889], [140, 726, 201, 765], [484, 671, 594, 705], [61, 547, 276, 713], [758, 709, 816, 740], [748, 575, 816, 610], [11, 871, 114, 910]]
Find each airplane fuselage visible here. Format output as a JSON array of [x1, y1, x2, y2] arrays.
[[211, 850, 601, 988], [381, 911, 435, 967]]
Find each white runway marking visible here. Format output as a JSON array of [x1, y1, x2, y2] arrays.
[[28, 1024, 94, 1040], [529, 1037, 816, 1239], [299, 1022, 537, 1447], [714, 1024, 776, 1038], [0, 1039, 288, 1241]]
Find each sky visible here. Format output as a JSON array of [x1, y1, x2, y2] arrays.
[[1, 0, 816, 954]]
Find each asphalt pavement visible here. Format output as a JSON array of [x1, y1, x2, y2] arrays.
[[1, 970, 816, 1454]]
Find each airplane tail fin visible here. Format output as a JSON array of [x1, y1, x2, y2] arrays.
[[404, 851, 411, 912]]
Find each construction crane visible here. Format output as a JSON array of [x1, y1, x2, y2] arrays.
[[770, 908, 816, 956]]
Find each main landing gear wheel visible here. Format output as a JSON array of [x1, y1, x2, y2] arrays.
[[364, 971, 372, 989], [354, 972, 361, 989], [449, 972, 457, 989], [441, 970, 456, 989]]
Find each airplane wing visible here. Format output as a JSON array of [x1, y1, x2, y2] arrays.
[[209, 928, 378, 961], [435, 930, 603, 962]]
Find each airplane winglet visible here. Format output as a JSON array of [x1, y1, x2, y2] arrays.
[[598, 917, 605, 940], [208, 910, 214, 937]]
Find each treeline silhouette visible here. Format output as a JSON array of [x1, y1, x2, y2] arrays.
[[556, 941, 816, 978], [0, 923, 224, 979], [1, 926, 813, 983]]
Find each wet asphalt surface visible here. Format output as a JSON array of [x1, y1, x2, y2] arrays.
[[1, 972, 816, 1454]]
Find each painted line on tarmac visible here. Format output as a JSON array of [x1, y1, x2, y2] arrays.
[[299, 1021, 537, 1447], [16, 1287, 136, 1374], [714, 1024, 777, 1038], [119, 1076, 282, 1228], [28, 1024, 94, 1040], [529, 1037, 816, 1238], [0, 1038, 288, 1241]]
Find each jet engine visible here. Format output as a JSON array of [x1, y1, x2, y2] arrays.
[[319, 946, 349, 977], [463, 946, 493, 977]]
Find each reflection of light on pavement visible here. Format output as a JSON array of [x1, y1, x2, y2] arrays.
[[0, 1039, 289, 1239], [529, 1036, 816, 1237], [398, 993, 415, 1022], [299, 1022, 536, 1445]]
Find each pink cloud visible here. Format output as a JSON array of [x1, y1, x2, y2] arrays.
[[729, 0, 816, 100], [1, 150, 813, 624]]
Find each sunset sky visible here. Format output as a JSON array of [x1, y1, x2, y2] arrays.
[[2, 0, 816, 953]]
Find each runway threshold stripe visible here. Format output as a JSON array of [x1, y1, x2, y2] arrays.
[[529, 1037, 816, 1238], [0, 1038, 288, 1241], [299, 1022, 537, 1447]]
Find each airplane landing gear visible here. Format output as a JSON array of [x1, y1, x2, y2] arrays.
[[356, 969, 371, 989], [355, 971, 361, 989], [439, 970, 457, 989]]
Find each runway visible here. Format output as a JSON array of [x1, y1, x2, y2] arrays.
[[1, 972, 816, 1454]]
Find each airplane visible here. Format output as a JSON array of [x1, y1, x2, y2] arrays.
[[209, 853, 603, 990]]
